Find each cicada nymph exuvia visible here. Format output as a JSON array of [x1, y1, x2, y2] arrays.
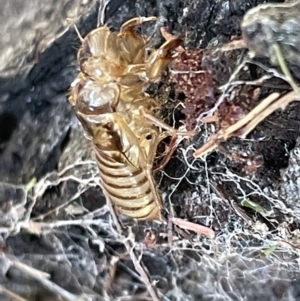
[[69, 17, 187, 220]]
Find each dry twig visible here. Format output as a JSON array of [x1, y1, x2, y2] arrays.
[[171, 218, 215, 238], [221, 38, 247, 51], [194, 91, 299, 158]]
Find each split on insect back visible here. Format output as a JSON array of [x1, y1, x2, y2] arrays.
[[68, 16, 193, 221]]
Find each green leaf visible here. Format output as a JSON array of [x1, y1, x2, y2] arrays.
[[24, 177, 37, 192], [264, 245, 276, 256], [241, 199, 263, 213]]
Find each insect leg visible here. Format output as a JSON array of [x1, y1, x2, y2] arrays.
[[152, 134, 178, 172], [138, 107, 194, 170], [120, 16, 157, 33], [105, 113, 148, 168], [139, 107, 195, 137], [118, 17, 157, 65], [139, 129, 160, 168], [146, 37, 183, 80]]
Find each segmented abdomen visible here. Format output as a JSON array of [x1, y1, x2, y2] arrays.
[[94, 146, 162, 220]]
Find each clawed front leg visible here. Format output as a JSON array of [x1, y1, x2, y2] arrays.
[[120, 16, 157, 33], [118, 17, 157, 65], [146, 37, 183, 81], [119, 16, 183, 81]]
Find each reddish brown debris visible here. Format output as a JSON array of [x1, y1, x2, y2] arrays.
[[218, 86, 261, 129], [219, 146, 264, 174], [144, 230, 157, 249], [170, 49, 216, 130], [170, 47, 261, 133]]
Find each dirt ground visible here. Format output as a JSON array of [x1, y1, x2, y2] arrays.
[[1, 0, 300, 300]]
